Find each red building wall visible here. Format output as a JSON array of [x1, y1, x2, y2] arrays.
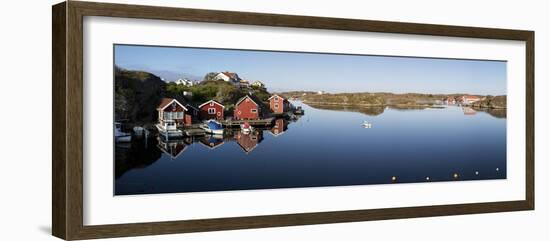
[[269, 97, 288, 113], [160, 103, 186, 126], [199, 102, 224, 120], [234, 98, 260, 120]]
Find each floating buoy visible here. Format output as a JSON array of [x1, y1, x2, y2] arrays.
[[391, 176, 397, 182], [496, 167, 500, 172], [426, 177, 430, 181], [453, 173, 459, 179], [475, 171, 479, 175]]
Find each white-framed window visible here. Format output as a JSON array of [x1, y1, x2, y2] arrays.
[[274, 97, 279, 101], [210, 102, 214, 106], [164, 112, 175, 120], [274, 104, 279, 109], [208, 108, 216, 114], [251, 109, 257, 113], [177, 112, 184, 119]]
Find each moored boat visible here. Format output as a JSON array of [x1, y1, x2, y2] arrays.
[[156, 120, 184, 138], [201, 119, 224, 135], [293, 106, 304, 115], [362, 121, 372, 128], [240, 122, 255, 134], [115, 122, 132, 143]]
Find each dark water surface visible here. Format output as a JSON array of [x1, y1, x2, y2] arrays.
[[115, 101, 506, 195]]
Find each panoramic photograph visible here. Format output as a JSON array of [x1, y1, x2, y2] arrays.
[[113, 44, 507, 195]]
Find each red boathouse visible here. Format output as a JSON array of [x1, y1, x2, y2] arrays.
[[268, 94, 289, 114], [234, 95, 261, 120], [198, 100, 225, 120], [157, 98, 188, 127]]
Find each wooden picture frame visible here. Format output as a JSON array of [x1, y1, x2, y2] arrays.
[[52, 1, 534, 240]]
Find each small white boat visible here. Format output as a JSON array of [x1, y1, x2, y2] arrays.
[[115, 122, 132, 142], [240, 122, 254, 134], [362, 121, 372, 128], [156, 120, 183, 138], [133, 126, 145, 137], [201, 120, 224, 135]]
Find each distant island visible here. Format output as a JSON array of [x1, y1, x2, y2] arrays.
[[279, 91, 507, 109]]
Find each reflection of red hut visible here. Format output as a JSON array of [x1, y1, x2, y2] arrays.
[[199, 100, 225, 120], [268, 94, 289, 113], [462, 107, 477, 115], [199, 135, 225, 149], [234, 95, 261, 120], [270, 118, 287, 137], [234, 131, 263, 154], [157, 138, 188, 159], [157, 98, 188, 126]]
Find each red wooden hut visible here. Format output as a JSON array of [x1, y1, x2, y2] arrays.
[[233, 95, 262, 120], [156, 98, 188, 127], [268, 94, 290, 114], [198, 100, 225, 120]]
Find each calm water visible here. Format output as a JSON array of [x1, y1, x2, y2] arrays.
[[115, 101, 506, 195]]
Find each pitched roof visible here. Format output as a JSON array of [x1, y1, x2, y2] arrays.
[[463, 95, 480, 99], [235, 95, 259, 106], [198, 100, 225, 108], [221, 71, 239, 79], [157, 98, 188, 111], [185, 103, 199, 111], [268, 94, 287, 101]]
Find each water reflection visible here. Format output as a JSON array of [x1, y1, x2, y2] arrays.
[[115, 140, 161, 178], [157, 137, 189, 159], [307, 103, 386, 116], [115, 102, 506, 195]]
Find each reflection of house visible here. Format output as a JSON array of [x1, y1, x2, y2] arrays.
[[462, 107, 477, 115], [268, 94, 290, 113], [214, 71, 241, 84], [199, 135, 225, 149], [234, 95, 262, 120], [234, 131, 263, 154], [157, 98, 188, 127], [157, 138, 188, 159], [251, 81, 265, 89], [460, 95, 481, 104], [270, 118, 288, 137], [199, 100, 225, 120]]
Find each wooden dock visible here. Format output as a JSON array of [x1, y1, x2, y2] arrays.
[[182, 126, 206, 136], [220, 117, 275, 127]]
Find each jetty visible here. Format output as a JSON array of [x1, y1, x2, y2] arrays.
[[220, 117, 275, 127]]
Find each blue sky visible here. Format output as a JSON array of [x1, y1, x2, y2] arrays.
[[114, 44, 506, 95]]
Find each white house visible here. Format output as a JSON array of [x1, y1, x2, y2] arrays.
[[175, 78, 195, 87], [460, 95, 482, 104], [238, 80, 250, 88], [251, 81, 265, 88], [214, 71, 241, 84]]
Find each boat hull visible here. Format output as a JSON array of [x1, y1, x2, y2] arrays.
[[202, 127, 224, 135], [115, 135, 132, 143], [156, 124, 184, 138]]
